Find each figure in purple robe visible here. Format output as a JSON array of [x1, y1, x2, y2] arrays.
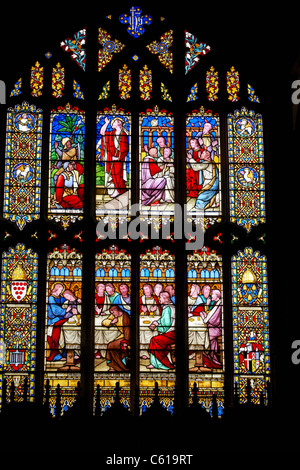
[[202, 288, 222, 369]]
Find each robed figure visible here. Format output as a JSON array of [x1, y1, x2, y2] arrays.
[[98, 117, 129, 198], [147, 292, 175, 370]]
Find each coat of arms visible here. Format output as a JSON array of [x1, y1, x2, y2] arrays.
[[239, 330, 264, 373], [10, 262, 29, 301]]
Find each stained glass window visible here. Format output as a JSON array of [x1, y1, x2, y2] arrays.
[[187, 83, 198, 102], [30, 62, 44, 97], [1, 6, 272, 425], [248, 84, 260, 103], [119, 65, 131, 100], [48, 104, 85, 229], [228, 107, 266, 231], [232, 247, 270, 404], [10, 78, 22, 97], [98, 81, 110, 101], [44, 245, 82, 415], [187, 247, 224, 414], [140, 247, 175, 411], [96, 106, 131, 221], [61, 29, 86, 71], [94, 246, 131, 410], [98, 28, 125, 72], [185, 31, 211, 74], [73, 80, 84, 100], [3, 101, 43, 230], [186, 108, 221, 226], [139, 65, 152, 100], [146, 30, 173, 73], [0, 244, 38, 406], [161, 83, 172, 102], [227, 66, 240, 101], [119, 6, 152, 37], [52, 63, 65, 98], [206, 67, 219, 101], [139, 107, 174, 220]]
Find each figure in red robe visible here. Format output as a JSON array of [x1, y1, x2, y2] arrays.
[[186, 138, 203, 198], [54, 161, 84, 209], [99, 117, 129, 198], [147, 292, 176, 370], [95, 283, 106, 315]]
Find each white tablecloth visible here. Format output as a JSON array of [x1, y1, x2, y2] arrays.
[[60, 317, 81, 349], [58, 314, 210, 352], [94, 314, 121, 348], [188, 316, 210, 350], [140, 315, 159, 347]]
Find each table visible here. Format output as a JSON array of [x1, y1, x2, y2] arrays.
[[59, 316, 81, 371], [188, 316, 210, 350]]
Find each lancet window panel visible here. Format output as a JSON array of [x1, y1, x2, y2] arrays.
[[96, 107, 131, 222], [119, 65, 132, 100], [139, 247, 175, 413], [186, 108, 221, 227], [3, 102, 43, 230], [226, 66, 240, 102], [30, 62, 44, 97], [0, 244, 38, 406], [187, 247, 224, 415], [139, 107, 174, 224], [231, 247, 270, 404], [52, 63, 65, 98], [48, 105, 85, 229], [94, 246, 131, 411], [44, 245, 82, 416], [228, 108, 266, 232], [139, 65, 153, 100], [206, 67, 219, 102]]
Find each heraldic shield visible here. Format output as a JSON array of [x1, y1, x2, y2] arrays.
[[11, 262, 28, 301]]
